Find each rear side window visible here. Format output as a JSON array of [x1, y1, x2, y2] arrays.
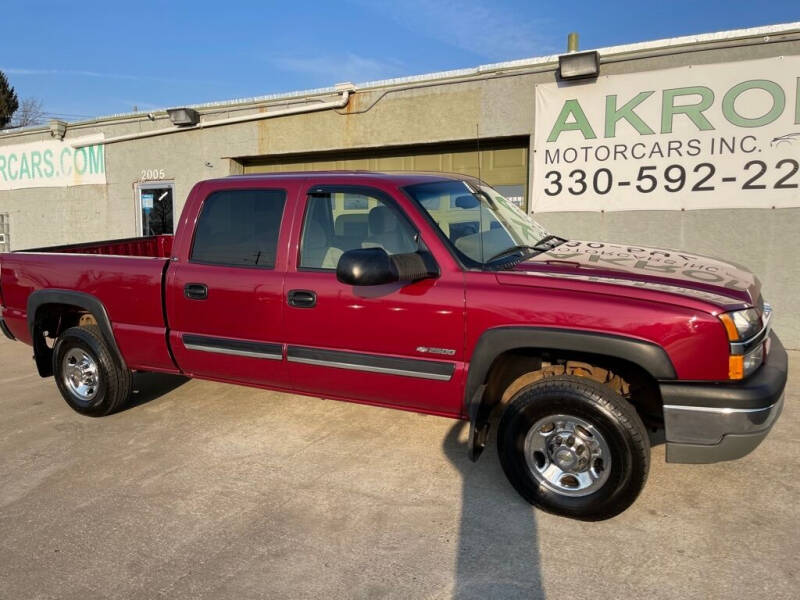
[[191, 189, 286, 268]]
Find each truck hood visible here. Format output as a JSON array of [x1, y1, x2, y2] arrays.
[[512, 240, 760, 307]]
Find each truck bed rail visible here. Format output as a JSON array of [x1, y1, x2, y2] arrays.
[[19, 235, 174, 258]]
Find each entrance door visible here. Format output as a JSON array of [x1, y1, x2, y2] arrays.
[[138, 183, 174, 236], [283, 185, 466, 417]]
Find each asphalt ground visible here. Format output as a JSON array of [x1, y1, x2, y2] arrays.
[[0, 338, 796, 599]]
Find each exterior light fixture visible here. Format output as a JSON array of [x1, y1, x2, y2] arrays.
[[49, 119, 67, 139], [558, 50, 600, 81], [557, 32, 599, 81], [167, 108, 200, 126]]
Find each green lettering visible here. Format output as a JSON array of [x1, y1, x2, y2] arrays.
[[30, 151, 43, 178], [661, 86, 714, 134], [86, 144, 104, 174], [7, 154, 18, 180], [722, 79, 785, 128], [18, 153, 31, 180], [74, 147, 87, 175], [605, 91, 655, 137], [43, 149, 54, 177], [0, 155, 6, 181], [546, 99, 597, 142]]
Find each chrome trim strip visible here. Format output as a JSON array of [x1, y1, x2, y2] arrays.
[[287, 355, 453, 381], [730, 305, 772, 355], [183, 342, 282, 360], [662, 403, 776, 415]]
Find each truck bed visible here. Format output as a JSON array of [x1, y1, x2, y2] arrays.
[[0, 235, 176, 374]]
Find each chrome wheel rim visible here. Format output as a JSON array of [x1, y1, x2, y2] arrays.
[[63, 348, 100, 403], [524, 414, 611, 497]]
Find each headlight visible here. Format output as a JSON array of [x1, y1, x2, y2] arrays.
[[729, 344, 764, 380], [721, 307, 768, 380], [719, 308, 761, 341]]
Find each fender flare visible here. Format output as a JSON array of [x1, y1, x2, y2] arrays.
[[464, 326, 677, 461], [27, 289, 127, 377]]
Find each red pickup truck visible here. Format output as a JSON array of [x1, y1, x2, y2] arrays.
[[0, 172, 787, 520]]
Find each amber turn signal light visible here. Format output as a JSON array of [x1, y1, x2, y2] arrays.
[[719, 313, 740, 341], [728, 355, 744, 380]]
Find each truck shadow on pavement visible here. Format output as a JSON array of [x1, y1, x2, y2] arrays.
[[125, 372, 189, 411], [442, 420, 545, 600]]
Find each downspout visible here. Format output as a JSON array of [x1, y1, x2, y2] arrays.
[[72, 89, 353, 149]]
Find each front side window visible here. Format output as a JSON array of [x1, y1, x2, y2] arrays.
[[405, 180, 554, 266], [300, 190, 418, 269], [191, 189, 286, 268]]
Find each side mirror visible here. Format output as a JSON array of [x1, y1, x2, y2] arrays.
[[336, 247, 437, 286]]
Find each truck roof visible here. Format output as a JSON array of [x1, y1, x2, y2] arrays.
[[217, 171, 474, 186]]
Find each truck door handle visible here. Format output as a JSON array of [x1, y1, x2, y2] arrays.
[[184, 283, 208, 300], [288, 289, 317, 308]]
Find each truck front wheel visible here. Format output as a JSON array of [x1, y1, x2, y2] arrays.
[[52, 325, 132, 417], [497, 375, 650, 520]]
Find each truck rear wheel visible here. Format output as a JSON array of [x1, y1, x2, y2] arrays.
[[52, 325, 132, 417], [497, 375, 649, 520]]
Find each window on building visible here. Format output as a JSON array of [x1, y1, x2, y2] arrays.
[[0, 213, 9, 252], [138, 183, 174, 236], [299, 191, 418, 269], [191, 189, 286, 268]]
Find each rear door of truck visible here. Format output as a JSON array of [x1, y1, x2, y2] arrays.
[[165, 178, 298, 388]]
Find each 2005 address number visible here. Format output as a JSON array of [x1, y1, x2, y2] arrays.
[[139, 168, 167, 181]]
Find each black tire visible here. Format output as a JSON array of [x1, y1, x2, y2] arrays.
[[497, 375, 649, 520], [52, 325, 132, 417]]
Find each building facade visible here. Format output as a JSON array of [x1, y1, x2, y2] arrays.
[[1, 23, 799, 346]]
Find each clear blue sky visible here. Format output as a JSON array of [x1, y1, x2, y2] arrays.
[[2, 0, 798, 121]]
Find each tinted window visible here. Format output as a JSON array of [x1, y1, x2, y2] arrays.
[[300, 191, 418, 270], [191, 189, 286, 268]]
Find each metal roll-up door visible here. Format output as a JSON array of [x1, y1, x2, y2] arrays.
[[240, 137, 529, 210]]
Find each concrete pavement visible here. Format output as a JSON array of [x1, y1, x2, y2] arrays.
[[0, 338, 796, 599]]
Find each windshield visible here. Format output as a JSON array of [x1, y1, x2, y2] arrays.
[[404, 180, 553, 265]]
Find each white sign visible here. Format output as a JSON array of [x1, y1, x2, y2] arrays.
[[533, 57, 800, 212], [0, 135, 106, 191]]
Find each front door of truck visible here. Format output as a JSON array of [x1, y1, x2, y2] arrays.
[[166, 181, 295, 388], [282, 184, 466, 417]]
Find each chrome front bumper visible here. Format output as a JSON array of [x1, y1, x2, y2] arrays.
[[659, 332, 788, 464], [663, 395, 784, 463]]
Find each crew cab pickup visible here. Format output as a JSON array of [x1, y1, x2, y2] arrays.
[[0, 172, 787, 520]]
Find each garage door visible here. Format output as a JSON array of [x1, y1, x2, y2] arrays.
[[240, 137, 529, 210]]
